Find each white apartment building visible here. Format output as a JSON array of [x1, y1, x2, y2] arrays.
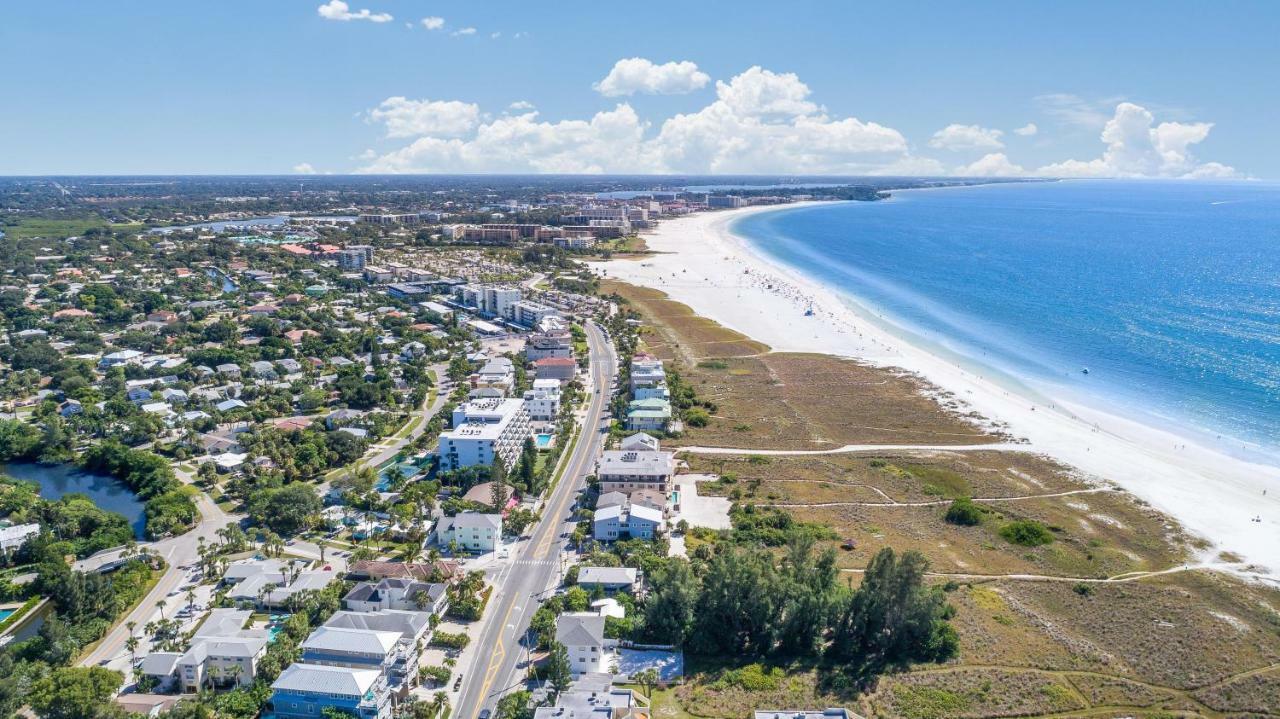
[[456, 284, 522, 320], [522, 378, 562, 420], [597, 446, 677, 494], [440, 398, 531, 470], [511, 299, 561, 328]]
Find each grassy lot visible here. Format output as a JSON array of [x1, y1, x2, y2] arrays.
[[599, 273, 1280, 717], [1, 217, 144, 240], [605, 280, 1000, 450]]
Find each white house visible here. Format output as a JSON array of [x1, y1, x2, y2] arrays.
[[577, 567, 639, 594], [554, 613, 610, 675], [342, 578, 448, 615], [593, 502, 663, 542], [437, 512, 502, 553]]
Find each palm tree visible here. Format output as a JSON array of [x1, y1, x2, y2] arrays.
[[186, 588, 197, 614], [156, 598, 167, 620], [126, 636, 140, 664]]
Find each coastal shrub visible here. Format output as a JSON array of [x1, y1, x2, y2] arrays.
[[711, 663, 785, 691], [685, 408, 710, 427], [944, 498, 984, 526], [430, 631, 471, 649], [419, 665, 451, 684], [697, 360, 729, 370], [999, 520, 1055, 547]]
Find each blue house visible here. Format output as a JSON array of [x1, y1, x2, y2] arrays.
[[270, 664, 392, 719]]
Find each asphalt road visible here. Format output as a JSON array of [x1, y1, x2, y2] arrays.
[[453, 320, 616, 719], [77, 489, 238, 668]]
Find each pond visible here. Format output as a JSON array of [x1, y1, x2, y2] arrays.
[[0, 462, 147, 538]]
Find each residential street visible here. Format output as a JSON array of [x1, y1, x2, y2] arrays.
[[453, 321, 616, 719]]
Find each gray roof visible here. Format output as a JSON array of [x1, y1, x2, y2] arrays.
[[595, 491, 628, 509], [443, 512, 502, 531], [555, 613, 605, 647], [272, 663, 381, 697], [302, 626, 400, 655], [598, 450, 675, 478], [577, 567, 638, 587], [324, 610, 431, 641], [194, 608, 253, 638], [140, 652, 182, 677]]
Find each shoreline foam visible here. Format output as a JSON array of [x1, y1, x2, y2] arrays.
[[594, 201, 1280, 576]]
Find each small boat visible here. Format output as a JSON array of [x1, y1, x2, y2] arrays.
[[804, 306, 815, 316], [1081, 367, 1090, 375]]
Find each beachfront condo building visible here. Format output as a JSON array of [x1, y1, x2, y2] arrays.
[[440, 398, 531, 470]]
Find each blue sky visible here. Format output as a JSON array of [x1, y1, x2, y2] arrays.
[[2, 1, 1277, 177]]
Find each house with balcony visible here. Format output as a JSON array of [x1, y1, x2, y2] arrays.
[[300, 625, 422, 693], [270, 664, 393, 719]]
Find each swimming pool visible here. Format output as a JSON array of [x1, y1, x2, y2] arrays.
[[0, 608, 14, 624], [534, 434, 554, 450]]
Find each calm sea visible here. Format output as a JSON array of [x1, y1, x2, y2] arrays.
[[733, 180, 1280, 462]]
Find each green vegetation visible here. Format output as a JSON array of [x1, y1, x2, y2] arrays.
[[0, 477, 134, 558], [999, 519, 1055, 546], [944, 497, 984, 526]]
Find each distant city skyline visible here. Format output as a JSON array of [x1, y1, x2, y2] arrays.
[[2, 1, 1276, 177]]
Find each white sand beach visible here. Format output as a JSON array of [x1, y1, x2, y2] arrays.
[[594, 203, 1280, 577]]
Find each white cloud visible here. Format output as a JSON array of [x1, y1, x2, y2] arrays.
[[491, 32, 501, 39], [929, 124, 1004, 151], [1036, 102, 1235, 178], [1013, 123, 1038, 137], [317, 1, 392, 23], [367, 97, 481, 139], [361, 104, 660, 174], [360, 65, 910, 174], [293, 163, 318, 174], [714, 66, 817, 117], [1034, 93, 1117, 129], [593, 58, 711, 97], [421, 16, 444, 30], [508, 100, 535, 111], [451, 27, 476, 36], [956, 153, 1025, 177]]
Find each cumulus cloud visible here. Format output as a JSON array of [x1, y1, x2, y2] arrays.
[[956, 153, 1025, 177], [1037, 102, 1235, 178], [421, 16, 444, 30], [292, 163, 318, 174], [451, 27, 476, 36], [317, 1, 392, 23], [359, 65, 912, 174], [1013, 123, 1038, 137], [361, 104, 660, 174], [929, 124, 1004, 151], [593, 58, 711, 97], [367, 97, 481, 139], [508, 100, 535, 111]]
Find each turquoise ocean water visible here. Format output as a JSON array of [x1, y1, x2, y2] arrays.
[[732, 180, 1280, 464]]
